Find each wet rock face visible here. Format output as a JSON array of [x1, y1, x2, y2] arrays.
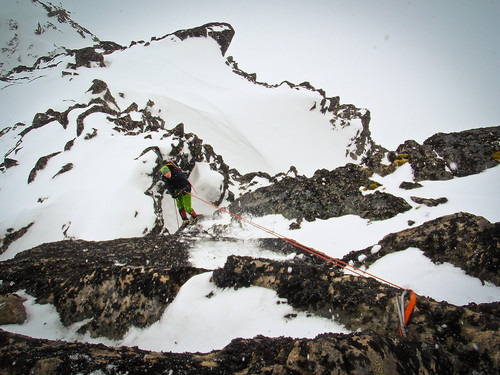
[[229, 164, 412, 222], [343, 212, 500, 286], [0, 236, 206, 339]]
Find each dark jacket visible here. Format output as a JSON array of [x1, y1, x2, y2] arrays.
[[161, 164, 191, 197]]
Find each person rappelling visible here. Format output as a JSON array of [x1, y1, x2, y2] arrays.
[[160, 162, 198, 226]]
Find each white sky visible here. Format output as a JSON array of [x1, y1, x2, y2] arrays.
[[56, 0, 500, 149]]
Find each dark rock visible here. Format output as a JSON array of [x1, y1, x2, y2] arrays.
[[27, 152, 61, 184], [0, 223, 34, 256], [1, 158, 19, 169], [0, 294, 26, 324], [380, 126, 500, 182], [397, 140, 454, 181], [86, 79, 108, 94], [424, 126, 500, 177], [0, 328, 459, 375], [52, 163, 73, 178], [172, 22, 235, 56], [229, 164, 412, 222], [70, 47, 105, 69], [410, 196, 448, 207], [399, 181, 423, 190], [0, 237, 206, 339], [342, 212, 500, 286], [212, 255, 500, 373], [1, 253, 498, 374]]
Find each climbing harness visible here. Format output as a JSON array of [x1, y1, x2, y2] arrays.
[[395, 289, 417, 337], [187, 191, 417, 336]]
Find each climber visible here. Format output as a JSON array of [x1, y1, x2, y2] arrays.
[[160, 162, 198, 226]]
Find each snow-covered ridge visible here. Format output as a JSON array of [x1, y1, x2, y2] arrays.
[[0, 13, 383, 257], [0, 0, 98, 78]]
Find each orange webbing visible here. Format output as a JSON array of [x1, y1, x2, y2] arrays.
[[405, 289, 417, 325], [399, 289, 417, 337]]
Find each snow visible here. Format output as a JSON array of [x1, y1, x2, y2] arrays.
[[367, 248, 500, 306], [120, 272, 349, 353], [0, 0, 499, 356]]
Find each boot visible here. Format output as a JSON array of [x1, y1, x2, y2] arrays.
[[179, 209, 189, 226], [190, 210, 198, 224]]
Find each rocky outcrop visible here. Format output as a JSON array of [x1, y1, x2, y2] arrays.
[[0, 294, 26, 325], [213, 256, 499, 373], [410, 195, 448, 207], [229, 164, 412, 223], [424, 126, 500, 177], [342, 212, 500, 286], [362, 126, 500, 182], [0, 236, 204, 339], [171, 22, 235, 56], [1, 252, 498, 374], [376, 126, 500, 182], [0, 328, 476, 375]]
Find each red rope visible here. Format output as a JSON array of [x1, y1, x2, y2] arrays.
[[189, 192, 405, 290]]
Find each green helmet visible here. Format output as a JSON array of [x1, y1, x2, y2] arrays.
[[160, 165, 170, 174]]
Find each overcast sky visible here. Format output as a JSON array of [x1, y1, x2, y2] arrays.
[[57, 0, 499, 149]]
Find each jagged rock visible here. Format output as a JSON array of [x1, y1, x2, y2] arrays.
[[410, 196, 448, 207], [1, 253, 498, 374], [397, 140, 454, 181], [212, 255, 499, 373], [0, 223, 35, 256], [0, 294, 26, 325], [70, 46, 105, 69], [27, 152, 61, 183], [229, 164, 412, 222], [0, 157, 18, 171], [424, 126, 500, 177], [391, 126, 500, 182], [342, 212, 500, 286], [86, 79, 108, 94], [399, 181, 423, 190], [52, 163, 73, 178], [170, 22, 235, 56], [0, 237, 206, 339], [0, 328, 464, 375]]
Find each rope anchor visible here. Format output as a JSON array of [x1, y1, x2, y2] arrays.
[[395, 289, 417, 337]]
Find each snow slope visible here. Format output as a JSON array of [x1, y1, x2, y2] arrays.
[[0, 0, 97, 77], [0, 25, 371, 256]]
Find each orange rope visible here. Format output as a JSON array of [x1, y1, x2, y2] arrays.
[[189, 192, 406, 290]]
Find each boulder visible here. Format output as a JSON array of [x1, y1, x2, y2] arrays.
[[343, 212, 500, 286], [0, 294, 26, 325], [229, 164, 412, 221]]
